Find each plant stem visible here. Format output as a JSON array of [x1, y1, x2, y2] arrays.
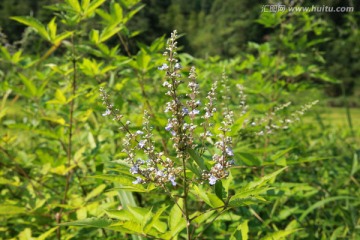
[[182, 156, 191, 240], [57, 36, 77, 240], [341, 83, 354, 137]]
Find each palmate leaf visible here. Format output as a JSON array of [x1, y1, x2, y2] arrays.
[[11, 16, 50, 41], [229, 168, 286, 207]]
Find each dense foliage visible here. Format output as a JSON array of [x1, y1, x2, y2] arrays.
[[0, 0, 359, 239]]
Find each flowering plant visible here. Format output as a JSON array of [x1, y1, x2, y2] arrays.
[[65, 30, 316, 239]]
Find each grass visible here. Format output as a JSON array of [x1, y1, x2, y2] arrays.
[[319, 107, 360, 129]]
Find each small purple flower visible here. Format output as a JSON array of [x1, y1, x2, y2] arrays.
[[226, 147, 234, 156], [136, 130, 144, 135], [169, 175, 177, 186], [130, 165, 139, 174], [209, 175, 218, 185], [205, 131, 212, 137], [158, 63, 169, 71], [170, 130, 176, 136], [156, 170, 164, 177], [138, 140, 146, 148], [163, 81, 171, 87], [102, 109, 111, 116], [189, 109, 200, 115], [132, 177, 143, 185], [165, 123, 173, 131], [214, 163, 223, 170], [182, 107, 189, 115], [174, 63, 182, 70]]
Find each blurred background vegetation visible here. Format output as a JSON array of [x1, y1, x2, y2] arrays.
[[1, 0, 359, 100], [0, 0, 359, 239]]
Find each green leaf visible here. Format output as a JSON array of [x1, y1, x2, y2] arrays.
[[187, 149, 207, 171], [100, 26, 122, 42], [144, 206, 168, 234], [37, 227, 58, 240], [0, 205, 27, 215], [112, 3, 123, 24], [53, 31, 73, 45], [169, 199, 183, 231], [90, 29, 100, 44], [192, 185, 224, 208], [47, 89, 67, 105], [136, 50, 151, 72], [18, 73, 37, 97], [59, 218, 112, 228], [230, 220, 249, 240], [89, 174, 136, 186], [215, 180, 223, 200], [299, 196, 356, 222], [47, 17, 57, 40], [106, 210, 133, 221], [41, 116, 67, 126], [85, 184, 106, 201], [262, 229, 300, 240], [235, 152, 261, 166], [66, 0, 81, 13], [84, 0, 106, 17], [191, 210, 215, 224], [11, 16, 49, 41]]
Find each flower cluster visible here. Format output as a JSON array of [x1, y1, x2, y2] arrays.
[[202, 110, 235, 185], [248, 100, 319, 136], [100, 30, 318, 188]]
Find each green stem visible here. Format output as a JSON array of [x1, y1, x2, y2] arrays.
[[341, 83, 354, 136], [182, 156, 191, 240]]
